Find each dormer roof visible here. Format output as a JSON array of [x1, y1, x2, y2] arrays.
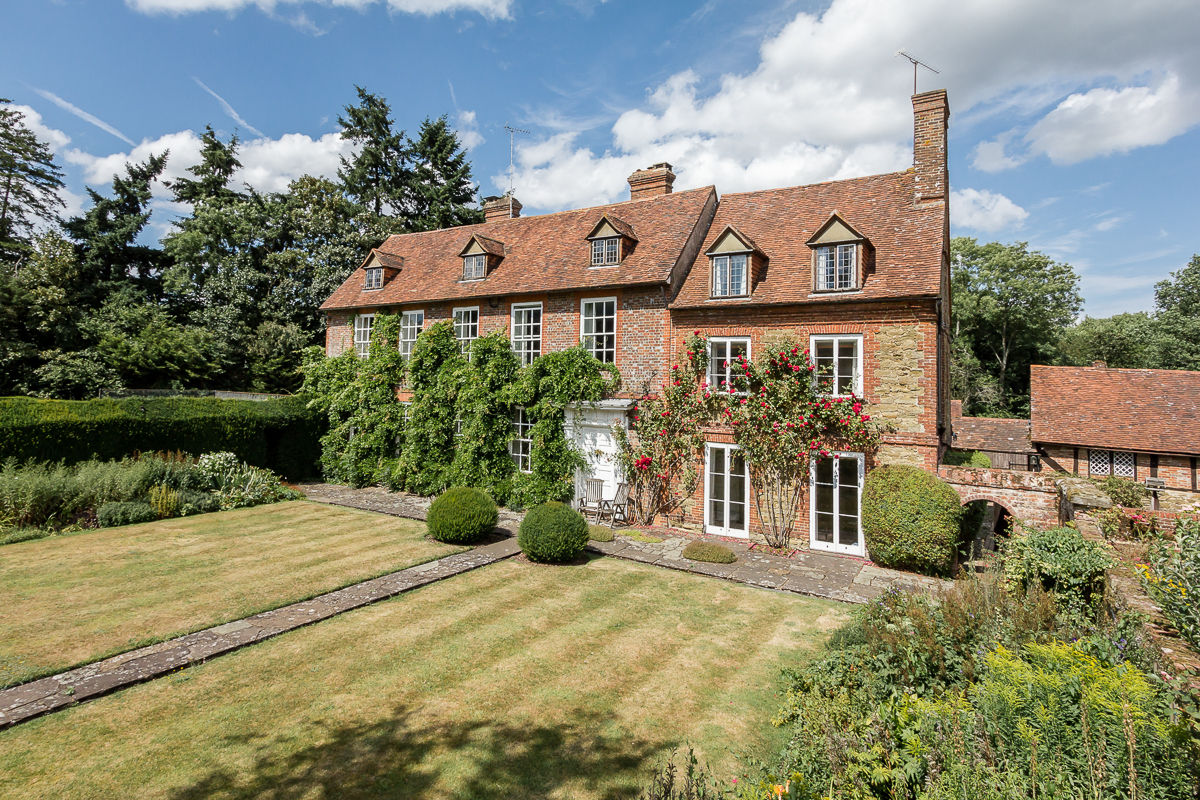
[[704, 225, 764, 257], [361, 249, 405, 270], [586, 214, 637, 242], [457, 233, 505, 258], [805, 213, 868, 246]]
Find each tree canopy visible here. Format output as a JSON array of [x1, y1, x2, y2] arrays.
[[0, 99, 65, 266]]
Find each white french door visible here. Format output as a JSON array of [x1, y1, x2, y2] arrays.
[[706, 444, 749, 537], [810, 453, 864, 555]]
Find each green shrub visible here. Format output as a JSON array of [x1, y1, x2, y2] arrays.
[[148, 484, 181, 519], [97, 501, 158, 527], [426, 486, 499, 544], [681, 540, 736, 563], [587, 524, 615, 542], [195, 451, 299, 509], [1099, 475, 1148, 508], [1141, 517, 1200, 649], [1004, 525, 1112, 626], [0, 395, 323, 479], [861, 465, 962, 576], [178, 490, 220, 516], [518, 501, 588, 563], [942, 449, 993, 468]]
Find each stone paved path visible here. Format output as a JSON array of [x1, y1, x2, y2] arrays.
[[299, 483, 948, 603], [0, 536, 519, 730]]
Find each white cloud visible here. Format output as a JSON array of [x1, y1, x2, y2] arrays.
[[950, 188, 1028, 233], [9, 104, 72, 151], [192, 78, 266, 138], [33, 89, 135, 146], [1026, 76, 1200, 164], [496, 0, 1200, 211], [971, 133, 1023, 172], [126, 0, 512, 20], [454, 110, 484, 151]]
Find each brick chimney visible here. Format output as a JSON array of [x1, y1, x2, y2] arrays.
[[912, 90, 948, 203], [627, 163, 675, 200], [482, 194, 522, 222]]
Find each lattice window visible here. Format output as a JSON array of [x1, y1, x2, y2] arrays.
[[1089, 449, 1110, 476], [1113, 451, 1135, 478]]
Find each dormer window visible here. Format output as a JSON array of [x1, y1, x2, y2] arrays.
[[364, 267, 383, 290], [816, 244, 855, 291], [463, 254, 486, 280], [711, 254, 748, 297], [591, 237, 619, 266]]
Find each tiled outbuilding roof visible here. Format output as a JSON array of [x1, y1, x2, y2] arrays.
[[1030, 364, 1200, 457], [950, 400, 1033, 453], [670, 170, 944, 308], [321, 186, 716, 311]]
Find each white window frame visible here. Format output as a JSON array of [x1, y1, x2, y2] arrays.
[[810, 334, 863, 398], [353, 313, 375, 358], [453, 306, 479, 356], [1089, 449, 1135, 479], [399, 310, 424, 358], [704, 443, 750, 538], [815, 244, 857, 292], [590, 237, 620, 266], [809, 452, 865, 556], [711, 253, 748, 298], [511, 302, 543, 365], [707, 337, 751, 394], [580, 297, 617, 363], [510, 408, 533, 473], [463, 254, 487, 281], [363, 267, 383, 290]]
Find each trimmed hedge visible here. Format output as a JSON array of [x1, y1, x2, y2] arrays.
[[426, 486, 499, 544], [681, 540, 736, 564], [518, 501, 588, 563], [862, 465, 962, 576], [0, 396, 324, 479], [97, 501, 158, 528]]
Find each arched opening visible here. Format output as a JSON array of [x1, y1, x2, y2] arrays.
[[958, 497, 1014, 568]]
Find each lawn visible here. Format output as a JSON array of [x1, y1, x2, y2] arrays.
[[0, 556, 846, 800], [0, 501, 464, 688]]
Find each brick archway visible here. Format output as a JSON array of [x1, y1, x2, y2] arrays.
[[937, 465, 1061, 527]]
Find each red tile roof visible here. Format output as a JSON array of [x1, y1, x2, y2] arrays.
[[321, 186, 716, 311], [671, 170, 944, 308], [951, 412, 1032, 453], [1030, 365, 1200, 456]]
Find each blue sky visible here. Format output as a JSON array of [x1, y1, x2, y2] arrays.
[[4, 0, 1199, 317]]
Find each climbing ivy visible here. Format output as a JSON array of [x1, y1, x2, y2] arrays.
[[396, 320, 466, 495], [446, 333, 522, 501]]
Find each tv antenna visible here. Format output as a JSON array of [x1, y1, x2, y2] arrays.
[[503, 123, 529, 211], [897, 51, 940, 94]]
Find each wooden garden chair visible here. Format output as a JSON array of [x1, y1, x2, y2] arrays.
[[604, 482, 632, 528], [578, 478, 606, 522]]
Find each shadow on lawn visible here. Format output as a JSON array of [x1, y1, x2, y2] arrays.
[[167, 706, 671, 800]]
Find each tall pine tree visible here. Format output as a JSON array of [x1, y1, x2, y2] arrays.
[[337, 86, 409, 219], [407, 115, 483, 231], [0, 99, 65, 266], [167, 125, 245, 209]]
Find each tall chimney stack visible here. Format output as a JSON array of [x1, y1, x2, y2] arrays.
[[482, 194, 522, 222], [912, 90, 948, 203], [627, 162, 676, 200]]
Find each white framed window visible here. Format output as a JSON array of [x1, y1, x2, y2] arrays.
[[705, 443, 749, 537], [463, 254, 486, 281], [399, 310, 424, 358], [810, 452, 865, 555], [711, 254, 748, 297], [511, 302, 542, 365], [353, 314, 375, 358], [510, 408, 532, 473], [707, 337, 751, 393], [815, 244, 856, 291], [1089, 449, 1135, 479], [581, 297, 616, 363], [364, 267, 383, 290], [591, 237, 620, 266], [810, 334, 862, 397], [453, 306, 479, 356]]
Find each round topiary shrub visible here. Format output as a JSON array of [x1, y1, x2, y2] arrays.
[[518, 501, 588, 563], [427, 486, 499, 544], [97, 501, 159, 528], [682, 540, 737, 564], [861, 465, 962, 576]]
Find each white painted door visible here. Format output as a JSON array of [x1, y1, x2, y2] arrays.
[[566, 405, 625, 502], [810, 453, 864, 555], [705, 444, 749, 537]]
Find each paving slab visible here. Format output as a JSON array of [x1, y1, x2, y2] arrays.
[[0, 536, 519, 730]]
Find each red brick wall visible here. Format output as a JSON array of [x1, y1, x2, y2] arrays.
[[1037, 444, 1199, 493]]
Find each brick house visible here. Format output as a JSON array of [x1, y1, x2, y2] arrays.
[[1030, 363, 1200, 506], [320, 90, 953, 556]]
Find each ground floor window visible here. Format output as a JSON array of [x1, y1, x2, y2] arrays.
[[510, 409, 532, 473], [1088, 448, 1134, 478], [810, 452, 863, 555], [706, 443, 748, 537]]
